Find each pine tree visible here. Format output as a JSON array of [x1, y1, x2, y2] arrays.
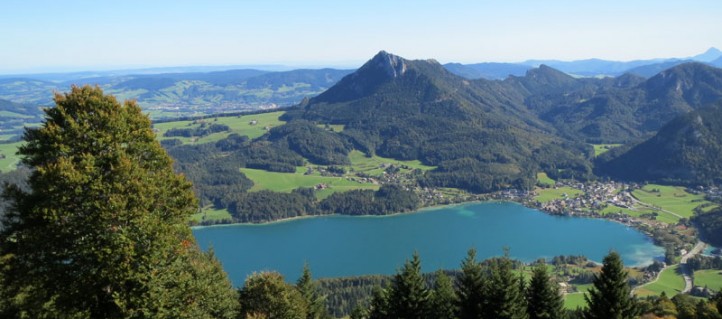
[[368, 286, 390, 319], [526, 261, 564, 319], [584, 251, 638, 319], [0, 86, 238, 318], [296, 263, 329, 319], [387, 252, 431, 319], [430, 270, 458, 319], [457, 248, 486, 319], [485, 255, 528, 319]]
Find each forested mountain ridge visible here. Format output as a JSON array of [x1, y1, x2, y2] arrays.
[[516, 62, 722, 143], [284, 51, 593, 192], [596, 102, 722, 185]]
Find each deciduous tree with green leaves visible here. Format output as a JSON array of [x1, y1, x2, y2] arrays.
[[0, 86, 238, 318]]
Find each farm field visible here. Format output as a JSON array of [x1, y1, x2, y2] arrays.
[[190, 206, 233, 224], [694, 269, 722, 292], [534, 186, 583, 203], [0, 142, 22, 172], [345, 150, 435, 176], [536, 172, 556, 187], [634, 265, 685, 297], [153, 111, 287, 144], [632, 184, 718, 219], [240, 167, 378, 198]]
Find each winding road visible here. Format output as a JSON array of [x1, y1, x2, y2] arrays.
[[680, 241, 706, 293]]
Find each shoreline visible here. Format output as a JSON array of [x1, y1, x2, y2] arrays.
[[190, 199, 518, 229]]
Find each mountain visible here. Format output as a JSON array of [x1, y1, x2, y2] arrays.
[[712, 56, 722, 68], [444, 48, 722, 79], [443, 62, 531, 80], [521, 63, 722, 143], [596, 103, 722, 185], [284, 51, 593, 192], [691, 47, 722, 62], [625, 59, 691, 78]]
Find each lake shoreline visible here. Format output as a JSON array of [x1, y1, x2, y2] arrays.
[[190, 199, 509, 229]]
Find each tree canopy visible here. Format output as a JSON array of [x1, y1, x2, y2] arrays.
[[0, 86, 238, 318]]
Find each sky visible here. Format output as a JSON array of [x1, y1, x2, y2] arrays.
[[1, 0, 721, 74]]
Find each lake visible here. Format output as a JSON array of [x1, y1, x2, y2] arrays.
[[193, 202, 663, 285]]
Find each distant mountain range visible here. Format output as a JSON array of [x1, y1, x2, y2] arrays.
[[444, 47, 722, 79], [0, 68, 353, 119]]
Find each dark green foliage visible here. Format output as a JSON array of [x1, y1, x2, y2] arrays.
[[484, 255, 529, 319], [457, 248, 486, 319], [239, 272, 307, 319], [597, 103, 722, 185], [229, 188, 317, 223], [694, 209, 722, 247], [368, 286, 390, 319], [386, 253, 432, 319], [584, 251, 638, 319], [430, 271, 458, 319], [0, 86, 238, 318], [296, 264, 330, 319], [526, 262, 564, 319], [319, 184, 419, 216], [268, 120, 352, 165], [163, 122, 230, 137]]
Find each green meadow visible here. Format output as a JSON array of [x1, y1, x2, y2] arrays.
[[345, 150, 435, 176], [634, 265, 685, 297], [0, 142, 22, 172], [153, 111, 287, 144], [694, 269, 722, 291], [536, 172, 556, 187], [534, 186, 583, 203], [591, 144, 621, 157], [632, 184, 718, 219], [240, 167, 379, 198]]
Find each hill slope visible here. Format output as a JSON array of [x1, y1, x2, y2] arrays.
[[285, 51, 592, 192], [596, 103, 722, 185]]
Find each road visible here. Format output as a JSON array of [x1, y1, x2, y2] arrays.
[[680, 241, 706, 293]]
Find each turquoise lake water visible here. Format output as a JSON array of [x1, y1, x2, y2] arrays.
[[193, 202, 663, 286]]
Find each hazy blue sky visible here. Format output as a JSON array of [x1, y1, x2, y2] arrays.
[[1, 0, 721, 73]]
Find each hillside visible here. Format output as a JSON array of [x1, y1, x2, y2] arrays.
[[596, 103, 722, 185], [521, 63, 722, 143], [285, 51, 593, 192]]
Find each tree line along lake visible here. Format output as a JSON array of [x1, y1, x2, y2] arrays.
[[192, 201, 664, 285]]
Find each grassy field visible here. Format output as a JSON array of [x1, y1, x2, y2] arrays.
[[635, 265, 685, 297], [694, 269, 722, 291], [591, 144, 621, 157], [316, 124, 345, 132], [564, 292, 588, 310], [535, 186, 583, 203], [153, 111, 286, 145], [536, 172, 556, 187], [345, 150, 435, 176], [632, 184, 718, 219], [240, 167, 379, 198], [190, 206, 233, 224], [0, 142, 22, 172]]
